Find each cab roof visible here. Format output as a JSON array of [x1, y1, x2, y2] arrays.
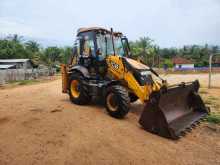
[[77, 27, 122, 36]]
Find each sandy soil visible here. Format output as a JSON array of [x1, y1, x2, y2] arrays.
[[0, 74, 220, 165]]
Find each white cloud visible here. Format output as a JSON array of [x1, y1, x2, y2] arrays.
[[0, 17, 48, 38], [0, 17, 31, 35], [0, 0, 220, 47]]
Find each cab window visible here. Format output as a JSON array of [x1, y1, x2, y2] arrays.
[[96, 33, 107, 60], [82, 36, 95, 57], [96, 33, 125, 59]]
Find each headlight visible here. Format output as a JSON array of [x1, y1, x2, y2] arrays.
[[140, 70, 151, 76]]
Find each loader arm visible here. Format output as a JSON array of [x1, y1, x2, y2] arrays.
[[106, 55, 161, 102], [123, 71, 159, 102]]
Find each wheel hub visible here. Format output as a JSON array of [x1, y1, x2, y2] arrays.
[[106, 93, 118, 112], [70, 80, 80, 98]]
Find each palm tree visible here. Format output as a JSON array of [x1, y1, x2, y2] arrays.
[[7, 34, 23, 43], [137, 37, 155, 66], [25, 40, 40, 53]]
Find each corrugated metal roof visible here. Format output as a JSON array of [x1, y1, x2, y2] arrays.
[[172, 57, 194, 64], [0, 64, 15, 69], [0, 59, 30, 63]]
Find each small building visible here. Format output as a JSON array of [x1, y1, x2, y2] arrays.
[[172, 57, 194, 69], [0, 59, 34, 70], [0, 65, 16, 70]]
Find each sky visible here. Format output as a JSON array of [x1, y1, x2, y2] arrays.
[[0, 0, 219, 47]]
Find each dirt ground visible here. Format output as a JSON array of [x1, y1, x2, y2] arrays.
[[0, 74, 220, 165]]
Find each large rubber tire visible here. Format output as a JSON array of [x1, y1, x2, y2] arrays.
[[105, 85, 130, 118], [68, 72, 90, 105]]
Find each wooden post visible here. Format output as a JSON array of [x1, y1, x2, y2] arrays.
[[158, 54, 160, 70], [209, 52, 220, 88]]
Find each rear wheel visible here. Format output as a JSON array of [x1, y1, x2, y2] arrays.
[[69, 72, 90, 105], [105, 85, 130, 118]]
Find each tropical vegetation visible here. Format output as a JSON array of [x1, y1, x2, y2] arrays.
[[0, 34, 219, 68]]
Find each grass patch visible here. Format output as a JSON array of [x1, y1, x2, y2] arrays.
[[199, 90, 208, 94], [204, 96, 218, 105], [0, 77, 58, 90], [206, 114, 220, 124], [9, 79, 40, 85], [204, 99, 212, 105], [18, 80, 39, 85], [208, 96, 218, 101]]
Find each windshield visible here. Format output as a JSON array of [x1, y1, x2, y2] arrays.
[[114, 36, 124, 56], [96, 33, 125, 59]]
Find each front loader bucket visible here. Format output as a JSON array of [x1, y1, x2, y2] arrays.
[[139, 80, 209, 139]]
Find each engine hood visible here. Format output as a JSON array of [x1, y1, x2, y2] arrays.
[[125, 57, 150, 70]]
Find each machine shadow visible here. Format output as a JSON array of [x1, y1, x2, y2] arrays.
[[61, 96, 144, 116], [129, 101, 145, 117]]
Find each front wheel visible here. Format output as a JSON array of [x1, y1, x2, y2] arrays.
[[105, 85, 130, 118]]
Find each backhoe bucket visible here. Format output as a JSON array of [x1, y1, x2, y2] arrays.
[[139, 80, 209, 139]]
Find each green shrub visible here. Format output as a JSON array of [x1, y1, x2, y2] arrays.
[[206, 114, 220, 124]]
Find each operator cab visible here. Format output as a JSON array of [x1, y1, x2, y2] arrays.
[[70, 27, 130, 77]]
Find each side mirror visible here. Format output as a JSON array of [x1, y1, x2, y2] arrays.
[[96, 48, 102, 55]]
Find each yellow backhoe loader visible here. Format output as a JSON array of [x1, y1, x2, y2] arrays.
[[61, 27, 209, 139]]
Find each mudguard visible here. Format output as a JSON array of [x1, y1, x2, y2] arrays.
[[69, 65, 90, 78]]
